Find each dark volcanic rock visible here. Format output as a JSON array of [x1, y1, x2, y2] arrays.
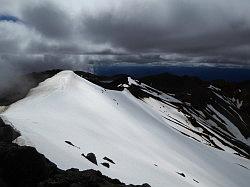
[[82, 153, 98, 165], [65, 141, 80, 148], [0, 125, 20, 142], [0, 117, 20, 143], [39, 168, 140, 187], [0, 179, 7, 187], [103, 156, 115, 164], [193, 179, 199, 183], [0, 142, 150, 187], [101, 162, 110, 168], [0, 142, 56, 187], [65, 141, 75, 146], [0, 125, 14, 142], [176, 172, 185, 177], [0, 118, 5, 126], [141, 184, 151, 187]]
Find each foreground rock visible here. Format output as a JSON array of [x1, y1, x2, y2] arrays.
[[0, 118, 20, 142], [0, 142, 56, 187], [82, 153, 98, 165], [0, 143, 150, 187], [0, 118, 150, 187]]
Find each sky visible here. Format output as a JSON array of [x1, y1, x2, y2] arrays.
[[0, 0, 250, 77]]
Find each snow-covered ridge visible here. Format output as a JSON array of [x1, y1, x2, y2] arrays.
[[26, 71, 96, 96], [1, 71, 250, 187]]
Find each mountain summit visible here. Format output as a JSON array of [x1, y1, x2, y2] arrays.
[[1, 70, 250, 187]]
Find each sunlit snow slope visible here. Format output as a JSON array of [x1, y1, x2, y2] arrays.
[[1, 71, 250, 187]]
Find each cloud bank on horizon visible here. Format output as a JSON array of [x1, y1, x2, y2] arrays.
[[1, 0, 250, 70]]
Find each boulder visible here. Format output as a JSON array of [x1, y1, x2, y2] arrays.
[[0, 125, 20, 142], [0, 118, 20, 143], [0, 118, 5, 127], [82, 153, 98, 165], [2, 144, 51, 186], [101, 162, 110, 168], [103, 156, 115, 164]]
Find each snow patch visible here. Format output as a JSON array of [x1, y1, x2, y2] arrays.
[[208, 85, 221, 91], [236, 99, 243, 109], [207, 105, 248, 145], [128, 77, 139, 86]]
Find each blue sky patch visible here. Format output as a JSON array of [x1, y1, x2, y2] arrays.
[[0, 15, 19, 22]]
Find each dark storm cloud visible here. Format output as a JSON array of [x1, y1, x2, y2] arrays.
[[21, 2, 73, 40], [0, 54, 94, 94], [81, 0, 250, 62], [1, 0, 250, 67]]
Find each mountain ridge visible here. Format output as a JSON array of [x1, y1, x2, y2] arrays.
[[0, 70, 250, 187]]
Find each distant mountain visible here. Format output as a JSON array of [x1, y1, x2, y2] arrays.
[[140, 73, 250, 141], [0, 70, 250, 187]]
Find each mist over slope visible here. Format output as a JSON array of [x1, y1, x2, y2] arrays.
[[0, 70, 250, 187]]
